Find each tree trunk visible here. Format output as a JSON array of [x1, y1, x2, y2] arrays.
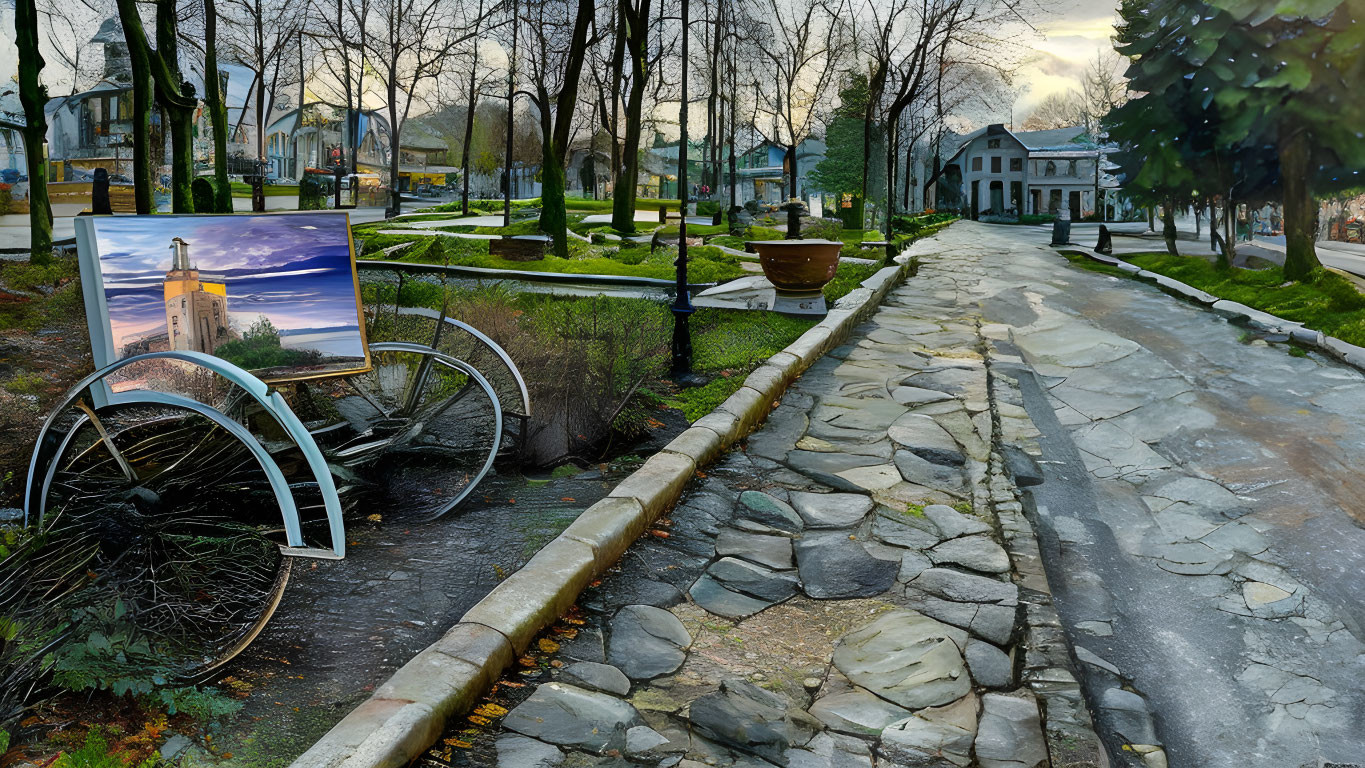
[[611, 72, 647, 232], [1226, 199, 1237, 265], [885, 116, 897, 239], [611, 0, 651, 234], [116, 7, 153, 213], [204, 0, 232, 212], [1162, 198, 1178, 257], [462, 64, 477, 215], [788, 142, 798, 201], [14, 0, 52, 259], [1279, 125, 1321, 281], [538, 0, 594, 258], [388, 81, 402, 218], [151, 0, 195, 212]]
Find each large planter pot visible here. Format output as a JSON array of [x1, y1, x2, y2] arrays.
[[745, 239, 842, 315]]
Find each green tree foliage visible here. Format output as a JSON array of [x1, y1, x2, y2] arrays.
[[809, 74, 885, 212], [1107, 0, 1365, 278], [214, 316, 322, 371]]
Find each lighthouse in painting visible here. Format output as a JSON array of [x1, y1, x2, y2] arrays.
[[163, 237, 229, 354]]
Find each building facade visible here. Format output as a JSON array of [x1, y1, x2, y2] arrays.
[[927, 124, 1117, 221], [164, 238, 230, 355]]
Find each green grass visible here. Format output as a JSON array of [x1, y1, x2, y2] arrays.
[[1057, 250, 1134, 279], [422, 196, 680, 215], [228, 182, 299, 198], [357, 231, 746, 283], [824, 261, 882, 304], [1077, 250, 1365, 347], [671, 308, 816, 420], [658, 223, 729, 238]]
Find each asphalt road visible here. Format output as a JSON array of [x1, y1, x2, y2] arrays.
[[961, 222, 1365, 768]]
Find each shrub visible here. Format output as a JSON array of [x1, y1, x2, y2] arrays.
[[191, 178, 216, 212], [0, 184, 12, 215], [696, 200, 720, 216], [299, 174, 328, 210], [801, 217, 844, 241], [51, 730, 157, 768]]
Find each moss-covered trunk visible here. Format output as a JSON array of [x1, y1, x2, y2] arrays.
[[203, 0, 232, 212], [610, 73, 647, 233], [540, 142, 569, 258], [611, 0, 651, 234], [117, 8, 154, 213], [1279, 126, 1321, 282], [14, 0, 52, 258], [537, 0, 593, 259]]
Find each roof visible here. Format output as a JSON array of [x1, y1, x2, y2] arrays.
[[1011, 126, 1090, 151], [90, 16, 123, 44]]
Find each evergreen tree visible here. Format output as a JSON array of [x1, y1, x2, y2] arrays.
[[809, 74, 884, 225], [1108, 0, 1365, 279]]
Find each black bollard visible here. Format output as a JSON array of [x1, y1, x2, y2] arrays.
[[1096, 224, 1113, 254], [92, 168, 112, 215], [1050, 206, 1071, 246]]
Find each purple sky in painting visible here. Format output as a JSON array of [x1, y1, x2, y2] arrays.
[[92, 213, 365, 355]]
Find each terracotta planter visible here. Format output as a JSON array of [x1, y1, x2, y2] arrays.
[[746, 239, 842, 292]]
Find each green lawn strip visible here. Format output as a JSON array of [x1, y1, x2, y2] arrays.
[[670, 308, 816, 421], [228, 182, 300, 198], [1056, 250, 1132, 279], [356, 231, 745, 283], [420, 196, 681, 215], [1066, 249, 1365, 347]]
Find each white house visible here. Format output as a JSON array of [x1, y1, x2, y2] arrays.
[[926, 124, 1118, 221]]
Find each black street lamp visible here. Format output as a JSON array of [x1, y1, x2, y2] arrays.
[[671, 0, 694, 379]]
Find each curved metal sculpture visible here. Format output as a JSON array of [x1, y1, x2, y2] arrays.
[[25, 350, 345, 558]]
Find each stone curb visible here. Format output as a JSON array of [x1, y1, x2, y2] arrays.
[[288, 229, 939, 768], [1065, 245, 1365, 371]]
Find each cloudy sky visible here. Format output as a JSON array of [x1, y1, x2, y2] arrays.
[[1013, 0, 1123, 121], [90, 213, 365, 352]]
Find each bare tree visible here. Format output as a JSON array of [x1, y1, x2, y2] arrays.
[[608, 0, 656, 232], [221, 0, 302, 210], [115, 0, 201, 212], [38, 0, 107, 95], [356, 0, 492, 217], [748, 0, 848, 205], [1021, 90, 1084, 130]]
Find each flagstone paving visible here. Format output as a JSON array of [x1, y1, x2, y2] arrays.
[[433, 221, 1365, 768], [434, 224, 1102, 768]]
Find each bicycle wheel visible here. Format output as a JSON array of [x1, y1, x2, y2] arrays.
[[28, 402, 293, 679], [329, 343, 502, 520]]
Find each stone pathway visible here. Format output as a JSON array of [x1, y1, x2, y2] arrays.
[[432, 224, 1103, 768]]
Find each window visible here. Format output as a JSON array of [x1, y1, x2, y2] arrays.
[[987, 138, 1001, 148], [1068, 159, 1078, 176], [1044, 161, 1057, 177], [972, 156, 982, 172], [990, 156, 1001, 174], [1010, 157, 1023, 172]]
